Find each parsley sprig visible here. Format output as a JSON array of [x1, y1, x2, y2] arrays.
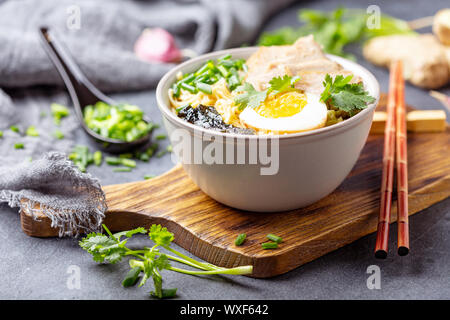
[[320, 74, 375, 115], [234, 75, 300, 111], [80, 224, 253, 299]]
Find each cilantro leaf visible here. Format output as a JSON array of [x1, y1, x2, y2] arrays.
[[268, 75, 301, 94], [320, 74, 375, 115], [79, 232, 126, 263], [234, 83, 267, 111], [234, 75, 301, 111], [331, 91, 374, 113], [153, 254, 171, 271], [149, 225, 174, 247]]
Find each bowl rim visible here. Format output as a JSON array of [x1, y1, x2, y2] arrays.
[[156, 47, 380, 140]]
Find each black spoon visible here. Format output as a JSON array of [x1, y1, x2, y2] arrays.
[[38, 27, 152, 153]]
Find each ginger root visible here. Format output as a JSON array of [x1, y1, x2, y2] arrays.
[[363, 34, 449, 89], [433, 9, 450, 45]]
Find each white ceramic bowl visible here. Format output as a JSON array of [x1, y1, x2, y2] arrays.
[[156, 47, 380, 212]]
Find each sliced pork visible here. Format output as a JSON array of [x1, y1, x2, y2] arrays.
[[245, 35, 358, 93]]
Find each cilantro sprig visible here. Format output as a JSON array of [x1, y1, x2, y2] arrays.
[[234, 75, 300, 111], [320, 74, 375, 115], [80, 224, 253, 299], [258, 7, 414, 59], [234, 83, 267, 110]]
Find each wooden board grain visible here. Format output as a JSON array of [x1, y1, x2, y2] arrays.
[[20, 98, 450, 278]]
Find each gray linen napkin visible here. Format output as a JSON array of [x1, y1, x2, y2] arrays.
[[0, 0, 293, 92], [0, 0, 294, 236]]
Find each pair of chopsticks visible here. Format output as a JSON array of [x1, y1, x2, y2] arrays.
[[375, 60, 409, 259]]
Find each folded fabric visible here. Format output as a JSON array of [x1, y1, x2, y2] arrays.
[[0, 152, 106, 236], [0, 0, 294, 92]]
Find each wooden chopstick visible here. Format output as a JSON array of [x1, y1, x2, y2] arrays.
[[374, 61, 399, 259], [395, 61, 409, 256]]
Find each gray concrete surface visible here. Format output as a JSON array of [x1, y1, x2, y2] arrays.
[[0, 0, 449, 299]]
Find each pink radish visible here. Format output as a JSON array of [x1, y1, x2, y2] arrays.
[[134, 28, 182, 63]]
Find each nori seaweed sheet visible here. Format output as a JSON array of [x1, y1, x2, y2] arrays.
[[177, 105, 255, 135]]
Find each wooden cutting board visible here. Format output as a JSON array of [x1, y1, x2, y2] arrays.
[[20, 96, 450, 278]]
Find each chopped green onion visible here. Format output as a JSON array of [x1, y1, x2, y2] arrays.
[[138, 152, 150, 162], [122, 267, 141, 288], [235, 59, 245, 70], [93, 151, 102, 166], [14, 143, 24, 149], [179, 82, 197, 94], [105, 157, 135, 167], [156, 134, 167, 140], [83, 102, 150, 142], [194, 63, 210, 76], [139, 143, 159, 160], [172, 84, 181, 98], [10, 125, 20, 133], [261, 242, 278, 250], [53, 130, 64, 139], [235, 233, 247, 246], [51, 103, 70, 125], [227, 75, 240, 91], [217, 65, 229, 78], [0, 130, 3, 138], [119, 153, 133, 159], [180, 73, 195, 83], [218, 54, 232, 61], [219, 60, 234, 68], [172, 55, 246, 98], [156, 150, 166, 158], [69, 145, 94, 172], [144, 174, 155, 180], [176, 105, 189, 113], [229, 67, 239, 77], [147, 122, 160, 131], [25, 126, 39, 137], [151, 288, 177, 299], [156, 145, 172, 158], [105, 157, 122, 165], [120, 158, 136, 168], [266, 234, 283, 244], [197, 82, 212, 94]]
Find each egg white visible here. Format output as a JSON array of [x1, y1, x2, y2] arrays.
[[239, 92, 328, 133]]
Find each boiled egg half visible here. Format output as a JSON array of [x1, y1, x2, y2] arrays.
[[239, 91, 328, 133]]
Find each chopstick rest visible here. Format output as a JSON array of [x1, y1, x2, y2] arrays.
[[370, 110, 447, 134]]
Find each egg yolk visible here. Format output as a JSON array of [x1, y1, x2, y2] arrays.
[[254, 91, 307, 118]]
